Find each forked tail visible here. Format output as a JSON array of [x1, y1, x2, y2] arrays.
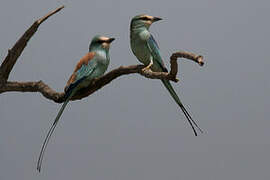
[[161, 79, 203, 136]]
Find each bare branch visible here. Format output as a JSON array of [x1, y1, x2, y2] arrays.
[[0, 81, 65, 102], [0, 5, 204, 104], [169, 51, 204, 79], [0, 53, 204, 103], [71, 53, 204, 101], [0, 6, 64, 83]]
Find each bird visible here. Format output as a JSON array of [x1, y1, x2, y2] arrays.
[[130, 14, 203, 136], [37, 35, 115, 172]]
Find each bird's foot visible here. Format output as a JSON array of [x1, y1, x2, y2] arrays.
[[142, 58, 153, 72], [142, 66, 152, 72]]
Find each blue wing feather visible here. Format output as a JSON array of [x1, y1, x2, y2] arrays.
[[147, 35, 168, 72], [76, 60, 96, 81], [64, 77, 86, 98], [65, 59, 97, 98]]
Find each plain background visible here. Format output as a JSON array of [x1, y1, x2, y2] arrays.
[[0, 0, 269, 179]]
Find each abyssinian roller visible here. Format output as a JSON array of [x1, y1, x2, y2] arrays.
[[37, 35, 115, 172], [130, 14, 203, 136]]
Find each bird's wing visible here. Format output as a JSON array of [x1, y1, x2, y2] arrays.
[[147, 34, 168, 72], [64, 52, 96, 93]]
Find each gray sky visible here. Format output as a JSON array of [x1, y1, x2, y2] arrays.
[[0, 0, 269, 179]]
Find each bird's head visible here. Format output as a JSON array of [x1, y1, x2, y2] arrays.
[[130, 14, 162, 30], [89, 35, 115, 51]]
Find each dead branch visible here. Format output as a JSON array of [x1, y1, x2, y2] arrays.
[[0, 6, 204, 103], [0, 53, 204, 103], [0, 5, 64, 83]]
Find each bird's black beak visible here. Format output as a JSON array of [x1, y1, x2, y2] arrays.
[[108, 38, 115, 43], [153, 17, 162, 22]]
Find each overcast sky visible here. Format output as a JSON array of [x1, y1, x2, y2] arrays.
[[0, 0, 270, 180]]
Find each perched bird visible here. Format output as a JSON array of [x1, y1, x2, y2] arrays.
[[130, 14, 203, 136], [37, 35, 115, 172]]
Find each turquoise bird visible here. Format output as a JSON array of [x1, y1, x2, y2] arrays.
[[130, 14, 202, 136], [37, 35, 115, 172]]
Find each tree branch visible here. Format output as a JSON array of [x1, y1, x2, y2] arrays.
[[0, 5, 64, 84], [0, 81, 65, 102], [0, 53, 204, 103], [71, 52, 204, 102], [0, 5, 204, 104]]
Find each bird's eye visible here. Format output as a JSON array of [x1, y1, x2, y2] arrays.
[[140, 17, 150, 21], [96, 40, 104, 44]]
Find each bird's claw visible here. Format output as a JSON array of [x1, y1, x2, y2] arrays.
[[142, 66, 152, 72], [142, 58, 154, 72]]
